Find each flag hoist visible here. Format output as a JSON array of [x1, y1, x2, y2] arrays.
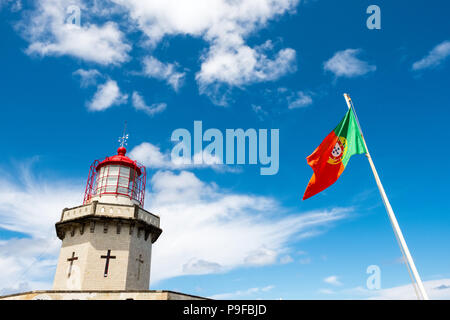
[[302, 93, 429, 300]]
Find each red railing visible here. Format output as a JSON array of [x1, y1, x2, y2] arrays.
[[83, 159, 146, 207]]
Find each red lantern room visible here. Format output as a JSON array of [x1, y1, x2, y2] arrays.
[[83, 146, 146, 207]]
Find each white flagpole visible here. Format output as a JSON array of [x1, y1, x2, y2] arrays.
[[343, 93, 429, 300]]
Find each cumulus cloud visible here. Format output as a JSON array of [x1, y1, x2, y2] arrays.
[[287, 91, 313, 109], [128, 142, 237, 172], [0, 164, 82, 293], [252, 104, 269, 120], [131, 91, 167, 116], [244, 247, 278, 266], [196, 43, 296, 105], [0, 0, 21, 11], [0, 238, 60, 294], [87, 79, 128, 111], [129, 143, 173, 169], [16, 0, 300, 105], [112, 0, 299, 103], [279, 255, 293, 264], [412, 40, 450, 71], [72, 69, 102, 87], [148, 170, 350, 283], [111, 0, 298, 47], [324, 49, 376, 78], [323, 275, 342, 286], [182, 259, 222, 275], [142, 57, 186, 91], [196, 43, 296, 88], [21, 0, 131, 65], [0, 164, 81, 238]]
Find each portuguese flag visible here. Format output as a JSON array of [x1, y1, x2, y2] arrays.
[[303, 108, 367, 200]]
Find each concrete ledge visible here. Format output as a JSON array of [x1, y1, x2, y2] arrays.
[[55, 215, 162, 243]]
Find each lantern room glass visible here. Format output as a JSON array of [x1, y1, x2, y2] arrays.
[[94, 165, 137, 198]]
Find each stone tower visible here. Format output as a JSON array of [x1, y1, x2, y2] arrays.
[[52, 145, 162, 291]]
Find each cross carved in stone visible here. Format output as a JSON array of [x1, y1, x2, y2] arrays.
[[136, 254, 144, 280], [100, 250, 116, 277], [67, 252, 78, 278]]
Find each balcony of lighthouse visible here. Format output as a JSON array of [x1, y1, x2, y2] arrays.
[[56, 201, 161, 243]]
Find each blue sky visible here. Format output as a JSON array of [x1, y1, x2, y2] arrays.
[[0, 0, 450, 299]]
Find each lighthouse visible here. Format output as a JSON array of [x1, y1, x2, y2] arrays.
[[0, 133, 205, 300], [52, 139, 162, 291]]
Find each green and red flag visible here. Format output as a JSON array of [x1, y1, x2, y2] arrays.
[[303, 108, 367, 200]]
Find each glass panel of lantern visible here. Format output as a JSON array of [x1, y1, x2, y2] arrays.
[[105, 165, 119, 193], [118, 166, 131, 195], [95, 166, 106, 194], [129, 168, 137, 198]]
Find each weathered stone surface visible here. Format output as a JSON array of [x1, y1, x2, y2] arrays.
[[52, 201, 162, 291]]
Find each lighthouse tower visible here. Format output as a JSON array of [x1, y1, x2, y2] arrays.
[[0, 134, 205, 300], [52, 140, 162, 291]]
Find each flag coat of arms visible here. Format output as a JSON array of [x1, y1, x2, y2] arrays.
[[303, 109, 367, 200]]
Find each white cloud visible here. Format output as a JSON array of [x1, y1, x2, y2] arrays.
[[323, 275, 342, 286], [210, 285, 275, 300], [244, 247, 278, 266], [16, 0, 300, 105], [324, 49, 376, 78], [287, 91, 313, 109], [129, 143, 173, 169], [251, 105, 269, 121], [0, 163, 350, 293], [279, 255, 294, 264], [148, 170, 350, 283], [262, 87, 313, 111], [182, 259, 222, 275], [196, 42, 296, 105], [0, 0, 21, 12], [128, 142, 238, 172], [72, 69, 102, 87], [349, 279, 450, 300], [196, 42, 296, 89], [87, 79, 128, 111], [131, 91, 167, 116], [0, 164, 81, 238], [412, 40, 450, 71], [22, 0, 131, 65], [111, 1, 298, 47], [112, 0, 298, 103], [142, 56, 186, 91], [0, 238, 59, 294], [0, 164, 82, 293]]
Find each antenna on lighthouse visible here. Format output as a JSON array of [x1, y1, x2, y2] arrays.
[[118, 121, 129, 148]]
